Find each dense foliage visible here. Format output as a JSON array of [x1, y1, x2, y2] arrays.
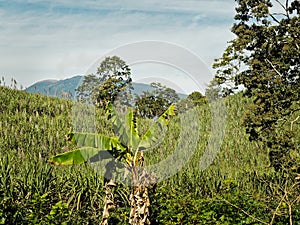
[[135, 83, 179, 118], [212, 0, 300, 172], [1, 86, 300, 224], [76, 56, 132, 107]]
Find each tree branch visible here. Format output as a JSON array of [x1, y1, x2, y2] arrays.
[[265, 59, 283, 77], [269, 13, 281, 24], [269, 183, 288, 225], [275, 0, 287, 11], [290, 115, 300, 131], [286, 0, 290, 19]]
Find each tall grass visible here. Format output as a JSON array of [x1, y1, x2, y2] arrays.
[[0, 86, 299, 224]]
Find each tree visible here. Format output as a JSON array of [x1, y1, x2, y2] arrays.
[[176, 91, 206, 113], [92, 77, 132, 108], [187, 91, 206, 106], [205, 79, 222, 100], [135, 82, 179, 118], [76, 56, 132, 107], [213, 0, 300, 172], [49, 103, 177, 225]]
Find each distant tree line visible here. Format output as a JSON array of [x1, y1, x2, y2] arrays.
[[76, 56, 206, 119]]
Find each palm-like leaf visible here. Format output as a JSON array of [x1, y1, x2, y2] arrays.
[[107, 103, 140, 151], [124, 108, 140, 150], [138, 104, 177, 150], [69, 132, 125, 151], [49, 147, 105, 165], [49, 133, 125, 165]]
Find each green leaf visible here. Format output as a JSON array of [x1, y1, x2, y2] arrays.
[[139, 104, 176, 150], [69, 132, 125, 151], [107, 103, 140, 150], [125, 107, 140, 149], [53, 133, 126, 165], [49, 147, 102, 165], [49, 147, 117, 165]]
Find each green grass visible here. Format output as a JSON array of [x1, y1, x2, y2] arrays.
[[0, 86, 299, 224]]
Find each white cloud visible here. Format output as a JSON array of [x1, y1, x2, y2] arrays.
[[0, 0, 236, 90]]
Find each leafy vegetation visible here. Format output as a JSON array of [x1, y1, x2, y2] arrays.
[[212, 0, 300, 173], [49, 103, 176, 224], [135, 82, 179, 118], [76, 56, 132, 107], [1, 84, 300, 224], [1, 1, 299, 224]]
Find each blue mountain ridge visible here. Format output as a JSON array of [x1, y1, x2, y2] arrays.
[[26, 75, 187, 99]]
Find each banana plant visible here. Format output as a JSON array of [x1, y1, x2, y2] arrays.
[[49, 103, 176, 225]]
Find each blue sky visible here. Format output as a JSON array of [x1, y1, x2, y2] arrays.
[[0, 0, 237, 94]]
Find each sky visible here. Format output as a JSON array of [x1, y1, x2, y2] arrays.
[[0, 0, 237, 94]]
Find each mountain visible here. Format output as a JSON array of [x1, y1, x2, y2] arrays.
[[26, 75, 187, 99], [26, 76, 82, 98]]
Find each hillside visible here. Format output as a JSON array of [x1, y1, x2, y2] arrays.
[[0, 85, 299, 224], [26, 75, 83, 98], [26, 75, 187, 99]]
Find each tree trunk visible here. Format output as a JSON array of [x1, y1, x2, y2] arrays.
[[129, 153, 157, 225], [129, 186, 151, 225], [100, 179, 116, 225], [100, 160, 117, 225]]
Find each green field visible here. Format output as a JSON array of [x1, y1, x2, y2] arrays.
[[0, 86, 299, 224]]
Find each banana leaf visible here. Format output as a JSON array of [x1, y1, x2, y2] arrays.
[[138, 104, 177, 150], [68, 132, 126, 151], [107, 103, 140, 150], [49, 147, 111, 165]]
